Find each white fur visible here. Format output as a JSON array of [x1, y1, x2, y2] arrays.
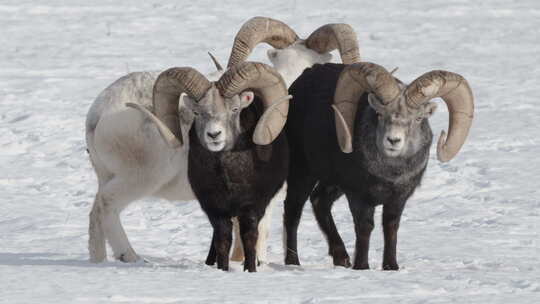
[[86, 43, 333, 263], [267, 40, 332, 87], [87, 71, 279, 263], [203, 120, 227, 151]]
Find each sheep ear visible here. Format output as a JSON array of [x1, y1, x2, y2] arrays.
[[179, 93, 195, 125], [180, 93, 197, 112], [239, 91, 255, 109]]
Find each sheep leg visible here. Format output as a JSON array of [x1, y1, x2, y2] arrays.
[[238, 210, 260, 272], [255, 198, 275, 265], [205, 231, 217, 266], [283, 175, 317, 265], [88, 195, 106, 263], [98, 178, 150, 263], [382, 203, 404, 271], [231, 201, 272, 265], [209, 216, 232, 271], [346, 194, 375, 270], [102, 206, 139, 263], [310, 183, 350, 268], [230, 217, 244, 262]]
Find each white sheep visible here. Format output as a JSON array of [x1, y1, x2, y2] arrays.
[[86, 16, 360, 263]]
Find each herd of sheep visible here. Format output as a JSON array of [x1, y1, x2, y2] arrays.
[[85, 16, 474, 272]]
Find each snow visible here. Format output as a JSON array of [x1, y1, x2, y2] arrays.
[[1, 0, 539, 303]]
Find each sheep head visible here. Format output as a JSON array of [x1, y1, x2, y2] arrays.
[[332, 62, 474, 162], [227, 17, 360, 86], [127, 62, 289, 152], [266, 41, 331, 88], [367, 89, 438, 158], [182, 86, 254, 151]]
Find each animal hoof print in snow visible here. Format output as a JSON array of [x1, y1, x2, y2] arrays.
[[382, 263, 399, 271]]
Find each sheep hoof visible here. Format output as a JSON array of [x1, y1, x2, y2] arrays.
[[243, 262, 257, 272], [382, 263, 399, 271], [205, 255, 216, 266], [331, 248, 351, 268], [89, 254, 106, 263], [218, 265, 229, 271], [352, 262, 370, 270], [333, 255, 351, 268], [285, 255, 301, 265], [117, 251, 140, 263]]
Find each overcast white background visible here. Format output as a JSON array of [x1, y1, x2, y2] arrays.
[[0, 0, 539, 303]]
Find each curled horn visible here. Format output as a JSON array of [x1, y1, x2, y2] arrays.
[[227, 17, 299, 68], [127, 67, 211, 148], [405, 71, 474, 162], [217, 62, 289, 145], [305, 23, 360, 64], [332, 62, 400, 153]]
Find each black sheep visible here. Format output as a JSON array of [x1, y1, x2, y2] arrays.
[[180, 62, 290, 272], [187, 99, 288, 272], [283, 62, 474, 270]]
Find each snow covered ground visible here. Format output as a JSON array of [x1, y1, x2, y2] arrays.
[[1, 0, 539, 303]]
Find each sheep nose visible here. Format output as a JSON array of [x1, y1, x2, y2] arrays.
[[387, 137, 401, 145], [207, 131, 222, 139]]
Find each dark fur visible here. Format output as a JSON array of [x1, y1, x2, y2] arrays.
[[188, 98, 288, 272], [284, 63, 433, 270]]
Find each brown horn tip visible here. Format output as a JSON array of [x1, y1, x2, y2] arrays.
[[305, 23, 360, 64], [405, 70, 474, 162]]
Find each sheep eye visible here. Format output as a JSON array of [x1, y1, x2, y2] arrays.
[[232, 107, 239, 113], [193, 111, 199, 116], [416, 116, 422, 122]]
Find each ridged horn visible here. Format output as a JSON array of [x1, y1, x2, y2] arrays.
[[405, 71, 474, 162], [227, 17, 299, 68], [332, 62, 401, 153], [305, 23, 360, 64], [217, 62, 289, 145], [148, 67, 211, 147]]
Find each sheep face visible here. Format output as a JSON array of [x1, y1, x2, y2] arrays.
[[182, 86, 254, 152], [368, 93, 437, 158], [267, 41, 332, 87]]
